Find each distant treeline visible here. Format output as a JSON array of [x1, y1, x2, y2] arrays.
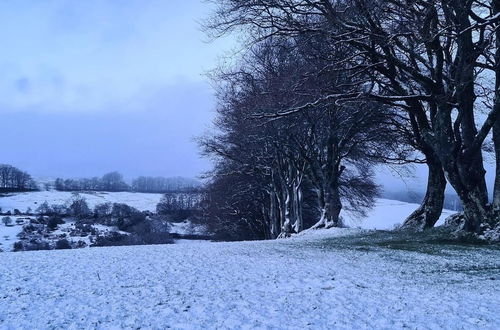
[[54, 172, 201, 193], [0, 164, 38, 192], [131, 176, 201, 193]]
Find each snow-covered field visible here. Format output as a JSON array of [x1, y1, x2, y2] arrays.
[[0, 191, 164, 213], [344, 198, 455, 230], [0, 228, 499, 329], [0, 221, 24, 252]]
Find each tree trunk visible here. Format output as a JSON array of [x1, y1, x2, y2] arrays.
[[311, 177, 342, 228], [292, 184, 303, 233], [269, 189, 280, 238], [401, 156, 446, 230], [278, 188, 293, 238], [493, 0, 500, 212], [427, 3, 490, 231], [457, 186, 492, 232], [494, 116, 500, 212]]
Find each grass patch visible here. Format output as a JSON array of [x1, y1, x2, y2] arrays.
[[313, 228, 500, 256]]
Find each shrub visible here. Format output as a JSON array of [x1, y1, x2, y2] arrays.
[[47, 216, 65, 231], [13, 209, 21, 215], [51, 204, 68, 216], [128, 218, 172, 244], [94, 203, 112, 218], [75, 240, 87, 248], [2, 216, 12, 226], [156, 193, 198, 222], [25, 241, 51, 251], [92, 232, 135, 247], [36, 201, 52, 215], [111, 203, 136, 218], [68, 194, 91, 219], [55, 239, 71, 250], [13, 241, 24, 252]]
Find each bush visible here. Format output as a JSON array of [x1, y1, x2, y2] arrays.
[[92, 232, 136, 247], [24, 241, 51, 251], [111, 203, 137, 218], [2, 216, 12, 226], [51, 204, 68, 216], [36, 201, 52, 215], [13, 241, 24, 251], [75, 240, 87, 248], [55, 239, 71, 250], [128, 218, 172, 244], [14, 239, 51, 251], [47, 216, 65, 231], [73, 222, 96, 235], [68, 194, 91, 219], [156, 193, 200, 222], [94, 203, 112, 218], [13, 209, 21, 215]]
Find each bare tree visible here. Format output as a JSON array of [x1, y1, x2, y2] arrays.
[[205, 0, 500, 232]]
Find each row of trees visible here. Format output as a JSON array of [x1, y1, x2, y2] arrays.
[[55, 172, 200, 193], [55, 172, 129, 192], [0, 164, 37, 192], [131, 176, 201, 193], [200, 0, 500, 239]]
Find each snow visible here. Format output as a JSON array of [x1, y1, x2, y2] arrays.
[[169, 220, 208, 236], [0, 228, 499, 329], [0, 223, 23, 252], [344, 198, 455, 230], [0, 191, 164, 213]]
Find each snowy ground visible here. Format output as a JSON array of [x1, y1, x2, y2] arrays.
[[344, 198, 455, 230], [0, 222, 23, 252], [0, 228, 499, 329], [0, 191, 164, 213]]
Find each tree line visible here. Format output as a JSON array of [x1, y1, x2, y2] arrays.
[[199, 0, 500, 240], [0, 164, 37, 192], [54, 172, 201, 193]]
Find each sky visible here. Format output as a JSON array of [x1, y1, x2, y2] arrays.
[[0, 0, 232, 179]]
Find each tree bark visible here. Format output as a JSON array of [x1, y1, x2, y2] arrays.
[[401, 156, 446, 230], [493, 0, 500, 212], [269, 189, 280, 238], [494, 116, 500, 212], [311, 173, 342, 228]]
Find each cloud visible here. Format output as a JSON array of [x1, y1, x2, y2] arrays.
[[0, 80, 215, 178], [0, 0, 233, 115]]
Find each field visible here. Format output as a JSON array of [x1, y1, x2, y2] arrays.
[[0, 190, 164, 214], [0, 191, 203, 252], [0, 228, 499, 329], [0, 192, 498, 328]]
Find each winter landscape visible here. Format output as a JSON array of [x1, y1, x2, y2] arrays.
[[2, 0, 500, 329]]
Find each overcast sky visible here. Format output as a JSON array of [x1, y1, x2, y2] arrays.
[[0, 0, 494, 194], [0, 0, 233, 179]]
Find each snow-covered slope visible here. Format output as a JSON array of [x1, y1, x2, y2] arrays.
[[344, 198, 455, 230], [0, 191, 164, 213], [0, 229, 498, 329]]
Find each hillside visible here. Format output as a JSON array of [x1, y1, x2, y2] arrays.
[[0, 228, 499, 329], [0, 191, 164, 213]]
